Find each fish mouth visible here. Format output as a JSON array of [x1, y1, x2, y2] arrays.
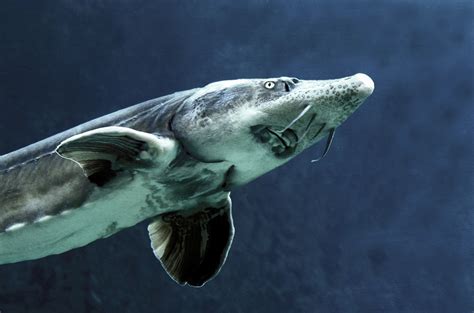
[[251, 122, 336, 162], [250, 102, 339, 160], [250, 125, 298, 158]]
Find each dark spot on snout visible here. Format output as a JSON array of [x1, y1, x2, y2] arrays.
[[198, 117, 211, 128]]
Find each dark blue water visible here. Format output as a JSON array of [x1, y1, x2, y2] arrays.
[[0, 0, 472, 312]]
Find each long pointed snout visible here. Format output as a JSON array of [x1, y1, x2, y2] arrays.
[[285, 73, 374, 129], [353, 73, 374, 97], [268, 73, 374, 133]]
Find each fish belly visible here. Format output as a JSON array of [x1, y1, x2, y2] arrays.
[[0, 177, 166, 265]]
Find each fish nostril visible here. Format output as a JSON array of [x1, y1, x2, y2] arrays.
[[284, 82, 290, 92], [291, 78, 299, 84]]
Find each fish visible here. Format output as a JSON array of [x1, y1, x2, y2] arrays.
[[0, 73, 374, 287]]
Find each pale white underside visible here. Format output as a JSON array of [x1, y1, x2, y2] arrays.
[[0, 175, 168, 265]]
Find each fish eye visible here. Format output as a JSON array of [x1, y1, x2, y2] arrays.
[[264, 81, 276, 89]]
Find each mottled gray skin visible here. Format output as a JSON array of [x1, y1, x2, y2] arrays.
[[173, 74, 374, 185], [0, 90, 197, 231], [0, 73, 374, 264]]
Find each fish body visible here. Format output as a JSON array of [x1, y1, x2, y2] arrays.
[[0, 74, 374, 286]]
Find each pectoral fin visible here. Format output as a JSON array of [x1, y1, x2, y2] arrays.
[[147, 196, 234, 287], [56, 126, 177, 186]]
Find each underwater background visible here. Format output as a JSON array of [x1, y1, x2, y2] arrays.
[[0, 0, 472, 312]]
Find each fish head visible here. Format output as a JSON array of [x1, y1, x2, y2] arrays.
[[172, 73, 374, 185]]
